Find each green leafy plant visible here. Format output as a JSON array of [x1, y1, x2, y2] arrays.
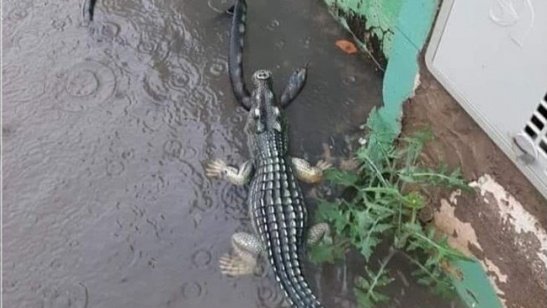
[[310, 129, 472, 307]]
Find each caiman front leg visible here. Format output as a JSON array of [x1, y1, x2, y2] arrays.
[[280, 65, 308, 107], [205, 160, 253, 186], [291, 158, 331, 184], [219, 232, 263, 276]]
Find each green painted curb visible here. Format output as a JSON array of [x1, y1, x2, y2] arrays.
[[453, 260, 503, 308]]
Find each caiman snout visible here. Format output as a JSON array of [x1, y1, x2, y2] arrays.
[[252, 70, 273, 89], [253, 70, 271, 80]]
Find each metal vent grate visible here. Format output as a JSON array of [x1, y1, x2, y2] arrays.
[[523, 94, 547, 157]]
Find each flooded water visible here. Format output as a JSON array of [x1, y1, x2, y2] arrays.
[[3, 0, 458, 307]]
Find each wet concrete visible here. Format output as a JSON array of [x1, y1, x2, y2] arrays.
[[4, 0, 454, 307]]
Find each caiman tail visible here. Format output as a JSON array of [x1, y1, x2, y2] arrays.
[[83, 0, 98, 21], [229, 0, 252, 109], [218, 1, 323, 306], [266, 239, 323, 308], [250, 135, 323, 308]]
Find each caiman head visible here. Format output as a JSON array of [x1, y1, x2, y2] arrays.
[[245, 70, 288, 157]]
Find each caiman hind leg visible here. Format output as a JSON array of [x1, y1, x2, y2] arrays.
[[205, 160, 253, 186], [219, 232, 263, 276], [307, 223, 331, 246], [280, 65, 308, 107], [291, 158, 331, 184]]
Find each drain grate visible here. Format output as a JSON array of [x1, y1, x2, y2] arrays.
[[523, 93, 547, 157]]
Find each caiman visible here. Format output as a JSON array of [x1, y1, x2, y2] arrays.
[[206, 1, 331, 307], [83, 0, 330, 306]]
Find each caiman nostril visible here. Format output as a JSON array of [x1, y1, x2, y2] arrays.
[[255, 70, 271, 80]]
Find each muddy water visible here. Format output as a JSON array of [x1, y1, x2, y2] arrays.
[[4, 0, 456, 307]]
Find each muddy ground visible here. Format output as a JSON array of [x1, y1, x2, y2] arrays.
[[402, 66, 547, 308]]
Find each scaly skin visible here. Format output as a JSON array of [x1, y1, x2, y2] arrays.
[[208, 70, 329, 308], [248, 70, 321, 308], [207, 2, 330, 307]]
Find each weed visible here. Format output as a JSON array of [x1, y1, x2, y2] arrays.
[[310, 129, 471, 307]]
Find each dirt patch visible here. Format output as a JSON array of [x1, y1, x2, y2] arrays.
[[401, 66, 547, 308]]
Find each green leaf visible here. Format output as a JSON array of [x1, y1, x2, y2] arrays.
[[363, 201, 397, 215], [398, 166, 471, 191], [354, 287, 375, 308], [353, 210, 374, 230], [357, 239, 377, 260], [403, 191, 426, 209], [375, 223, 393, 233], [372, 291, 389, 303], [325, 168, 360, 187], [316, 200, 340, 220], [308, 242, 341, 265]]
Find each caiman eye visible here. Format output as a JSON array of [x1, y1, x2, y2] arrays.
[[253, 108, 260, 118]]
